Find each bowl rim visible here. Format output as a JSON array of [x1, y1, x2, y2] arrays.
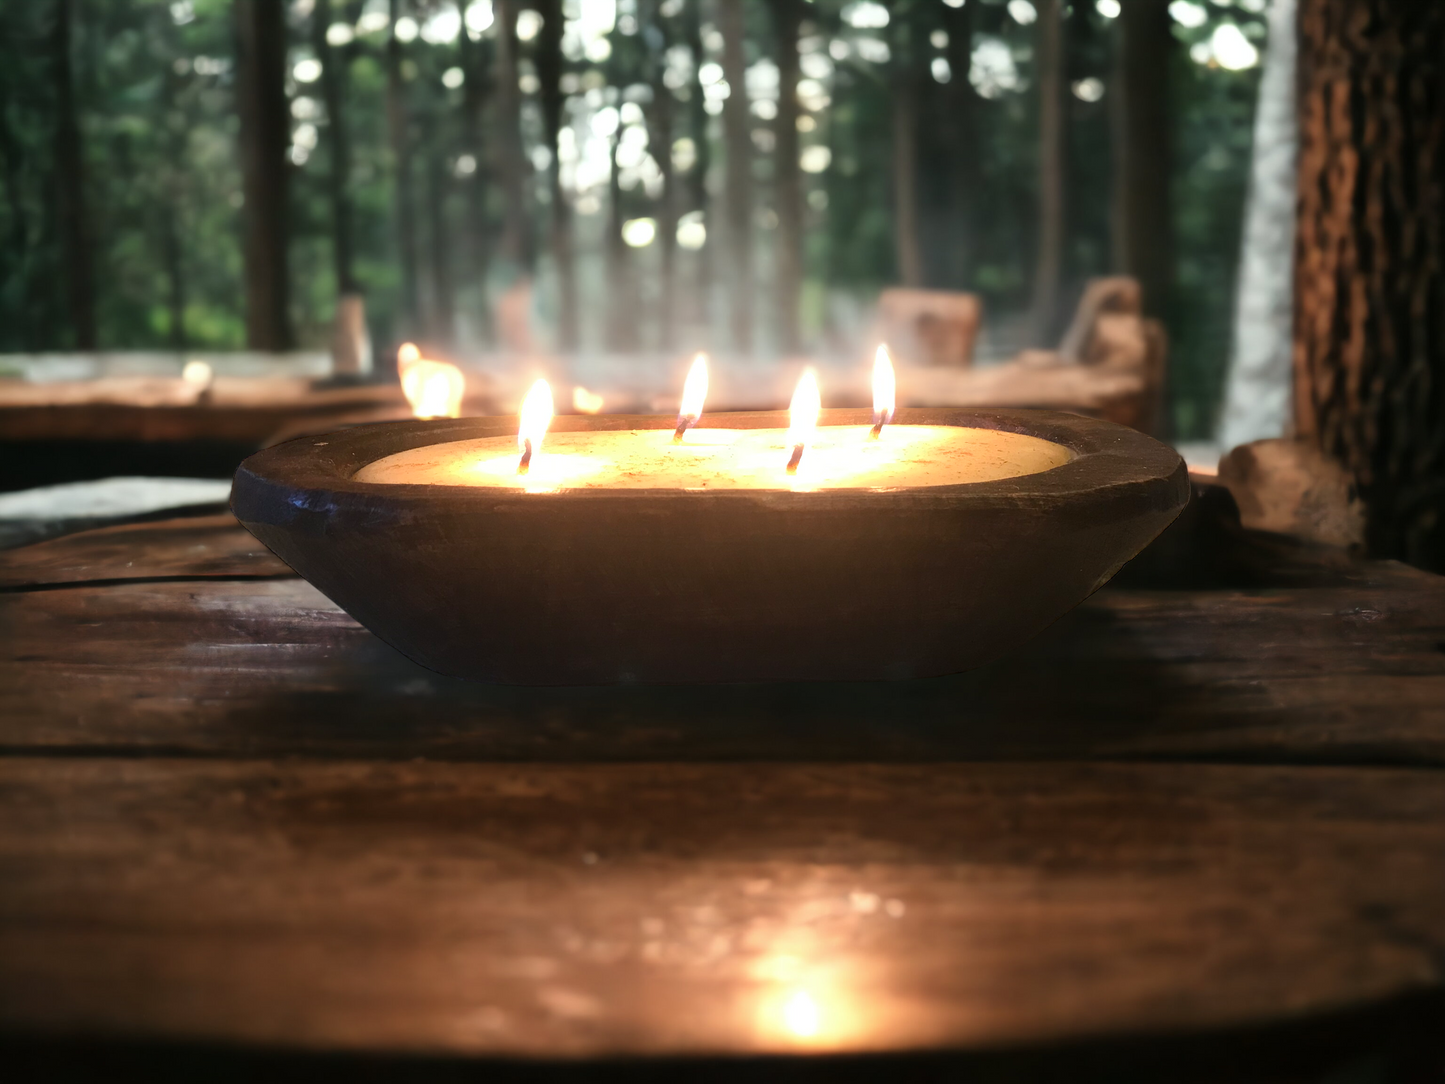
[[233, 407, 1187, 517]]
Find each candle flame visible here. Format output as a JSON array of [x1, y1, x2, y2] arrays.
[[517, 379, 553, 474], [572, 386, 605, 414], [679, 354, 709, 423], [786, 369, 821, 474], [397, 342, 465, 419], [871, 345, 895, 437]]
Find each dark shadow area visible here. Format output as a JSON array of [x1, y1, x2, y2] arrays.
[[2, 988, 1439, 1084], [0, 439, 258, 493]]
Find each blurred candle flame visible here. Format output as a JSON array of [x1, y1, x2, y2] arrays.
[[396, 342, 465, 419], [781, 990, 821, 1039], [871, 345, 895, 438], [674, 353, 709, 441], [572, 386, 605, 414], [786, 369, 821, 474], [517, 379, 553, 474]]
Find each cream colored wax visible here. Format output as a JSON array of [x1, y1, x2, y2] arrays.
[[354, 426, 1073, 492]]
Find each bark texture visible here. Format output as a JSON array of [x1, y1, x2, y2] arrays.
[[1220, 0, 1297, 450], [1295, 0, 1445, 570], [1111, 0, 1173, 321], [235, 0, 291, 350]]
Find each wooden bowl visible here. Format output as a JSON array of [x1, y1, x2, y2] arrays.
[[231, 408, 1188, 685]]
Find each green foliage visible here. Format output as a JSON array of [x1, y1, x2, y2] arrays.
[[0, 0, 1268, 438]]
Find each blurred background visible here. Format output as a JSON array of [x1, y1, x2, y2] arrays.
[[0, 0, 1286, 509]]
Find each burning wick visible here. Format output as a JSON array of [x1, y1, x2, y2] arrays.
[[870, 344, 896, 440], [673, 353, 709, 443], [785, 369, 821, 476], [517, 379, 553, 476]]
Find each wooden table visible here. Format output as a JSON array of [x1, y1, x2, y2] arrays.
[[1, 496, 1442, 1081]]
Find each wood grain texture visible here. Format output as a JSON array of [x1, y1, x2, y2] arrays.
[[0, 557, 1441, 766], [0, 758, 1440, 1058], [0, 514, 293, 588]]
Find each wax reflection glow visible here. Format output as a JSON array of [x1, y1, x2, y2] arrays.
[[355, 424, 1074, 491]]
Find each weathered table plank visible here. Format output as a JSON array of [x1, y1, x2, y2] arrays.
[[1, 567, 1441, 765], [0, 759, 1440, 1058], [0, 514, 292, 587]]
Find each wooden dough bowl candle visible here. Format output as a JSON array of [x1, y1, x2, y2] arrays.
[[232, 408, 1188, 685]]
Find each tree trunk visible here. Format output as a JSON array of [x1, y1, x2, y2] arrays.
[[718, 0, 752, 352], [494, 0, 532, 273], [1294, 0, 1445, 571], [460, 25, 493, 344], [683, 0, 713, 338], [386, 0, 420, 336], [1220, 0, 1297, 450], [52, 0, 96, 350], [534, 0, 575, 351], [647, 28, 679, 351], [773, 0, 803, 353], [942, 0, 980, 289], [890, 7, 924, 289], [425, 141, 454, 346], [1111, 0, 1172, 321], [313, 0, 356, 294], [605, 131, 636, 351], [235, 0, 291, 350], [1031, 0, 1065, 345]]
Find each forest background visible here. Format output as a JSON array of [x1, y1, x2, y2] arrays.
[[0, 0, 1271, 440]]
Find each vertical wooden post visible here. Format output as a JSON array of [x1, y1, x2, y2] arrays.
[[773, 0, 803, 353], [1031, 0, 1065, 345], [718, 0, 753, 352], [387, 0, 420, 335], [1295, 0, 1445, 570], [535, 0, 576, 351], [1111, 0, 1173, 321], [53, 0, 96, 349], [235, 0, 292, 350]]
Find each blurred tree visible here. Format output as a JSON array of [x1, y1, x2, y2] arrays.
[[682, 0, 713, 338], [386, 0, 420, 337], [772, 0, 802, 353], [644, 0, 680, 350], [1111, 0, 1172, 321], [1295, 0, 1445, 570], [53, 0, 96, 349], [235, 0, 291, 349], [312, 0, 357, 296], [1031, 0, 1065, 345], [493, 0, 531, 274], [459, 11, 494, 344], [719, 0, 752, 351], [535, 0, 576, 350]]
